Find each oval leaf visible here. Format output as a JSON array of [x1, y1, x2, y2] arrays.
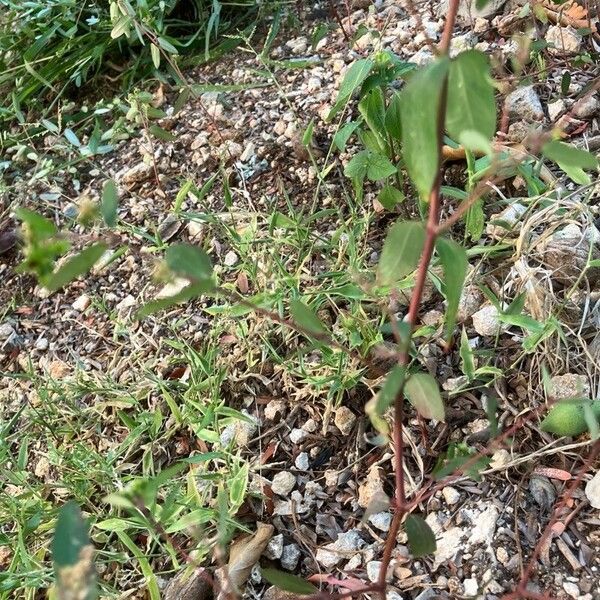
[[261, 568, 317, 595], [366, 364, 407, 434], [404, 372, 445, 421], [166, 244, 213, 282], [400, 58, 449, 199], [46, 243, 107, 292], [542, 140, 598, 170], [446, 50, 496, 142], [435, 237, 468, 341], [540, 400, 600, 437], [290, 299, 328, 336], [101, 179, 118, 227], [377, 221, 425, 286], [405, 515, 436, 557]]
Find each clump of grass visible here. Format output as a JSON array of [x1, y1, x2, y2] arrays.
[[0, 0, 258, 125]]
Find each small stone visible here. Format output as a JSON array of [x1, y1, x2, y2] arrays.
[[34, 456, 50, 478], [549, 373, 590, 401], [443, 376, 467, 392], [457, 285, 483, 323], [264, 534, 284, 560], [463, 578, 478, 597], [220, 413, 258, 447], [505, 85, 545, 122], [573, 94, 600, 119], [496, 546, 509, 565], [563, 582, 579, 599], [472, 304, 502, 337], [240, 142, 255, 162], [368, 511, 392, 532], [433, 526, 465, 567], [584, 470, 600, 509], [546, 25, 581, 55], [422, 310, 443, 326], [280, 543, 301, 571], [187, 221, 204, 240], [490, 449, 510, 469], [116, 294, 136, 311], [35, 338, 49, 351], [121, 162, 153, 185], [271, 472, 296, 496], [334, 406, 356, 435], [366, 561, 382, 583], [157, 215, 181, 241], [548, 99, 567, 121], [486, 202, 527, 239], [223, 251, 238, 267], [289, 428, 308, 444], [286, 36, 307, 55], [307, 77, 322, 92], [0, 322, 15, 339], [295, 452, 310, 471], [442, 486, 461, 505], [72, 294, 91, 311], [358, 465, 387, 509], [264, 400, 285, 420], [449, 32, 477, 57], [315, 530, 364, 568], [529, 475, 556, 511], [408, 47, 434, 66], [302, 418, 317, 433], [469, 504, 499, 545]]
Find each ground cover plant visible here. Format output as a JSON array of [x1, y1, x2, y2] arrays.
[[1, 0, 600, 599]]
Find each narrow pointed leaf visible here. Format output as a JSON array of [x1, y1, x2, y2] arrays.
[[404, 372, 445, 421], [400, 58, 449, 199], [261, 568, 317, 595], [101, 179, 118, 227], [405, 515, 436, 557], [384, 91, 402, 139], [542, 140, 598, 170], [46, 243, 107, 292], [290, 299, 328, 336], [436, 237, 468, 341], [446, 50, 496, 142], [327, 59, 374, 121], [165, 244, 213, 282], [377, 221, 425, 285]]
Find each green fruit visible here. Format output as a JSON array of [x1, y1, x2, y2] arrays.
[[540, 400, 600, 437]]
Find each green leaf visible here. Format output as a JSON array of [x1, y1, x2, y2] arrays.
[[52, 502, 90, 568], [384, 92, 402, 140], [46, 243, 107, 292], [543, 140, 598, 170], [404, 372, 445, 421], [290, 299, 328, 336], [302, 118, 315, 147], [229, 462, 249, 510], [165, 244, 213, 282], [327, 59, 374, 121], [446, 50, 496, 142], [435, 237, 468, 341], [366, 364, 407, 435], [101, 179, 118, 227], [149, 124, 176, 142], [459, 328, 475, 381], [405, 515, 436, 557], [377, 221, 426, 286], [476, 0, 492, 8], [136, 281, 212, 319], [541, 400, 600, 437], [261, 569, 317, 595], [333, 120, 360, 151], [358, 87, 387, 143], [15, 207, 56, 238], [378, 185, 404, 210], [344, 150, 396, 182], [400, 58, 449, 199], [151, 43, 160, 69]]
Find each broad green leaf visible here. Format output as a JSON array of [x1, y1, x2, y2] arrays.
[[459, 328, 475, 381], [358, 87, 387, 143], [435, 237, 468, 341], [446, 50, 496, 142], [165, 244, 213, 282], [149, 124, 176, 142], [400, 58, 449, 199], [378, 185, 404, 210], [101, 179, 118, 227], [365, 364, 406, 435], [290, 299, 328, 335], [476, 0, 492, 8], [557, 163, 591, 185], [136, 281, 212, 319], [377, 221, 425, 285], [46, 243, 107, 292], [150, 43, 160, 69], [543, 140, 598, 170], [261, 569, 317, 595], [52, 502, 90, 568], [405, 515, 436, 557], [333, 120, 360, 151], [541, 400, 600, 437], [404, 372, 445, 421], [15, 207, 56, 238], [327, 59, 374, 121], [52, 502, 96, 600], [366, 153, 396, 181], [384, 91, 402, 140], [344, 150, 370, 181]]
